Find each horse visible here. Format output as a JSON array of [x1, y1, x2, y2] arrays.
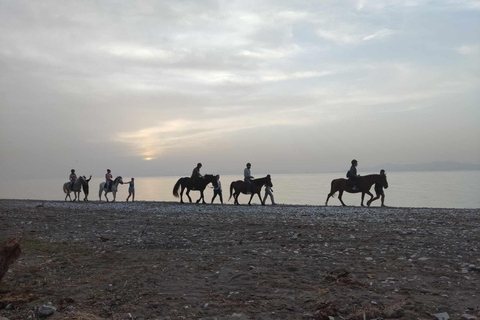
[[172, 174, 218, 204], [229, 175, 273, 205], [99, 176, 124, 202], [63, 175, 91, 202], [325, 172, 388, 207]]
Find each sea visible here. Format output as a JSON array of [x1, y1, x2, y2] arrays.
[[1, 171, 479, 209]]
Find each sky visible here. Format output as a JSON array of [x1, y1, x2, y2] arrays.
[[1, 0, 479, 180]]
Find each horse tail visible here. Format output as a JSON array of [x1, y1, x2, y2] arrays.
[[173, 178, 182, 197], [229, 182, 234, 201], [63, 183, 69, 194], [329, 180, 337, 198]]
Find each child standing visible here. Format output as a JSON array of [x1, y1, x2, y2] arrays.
[[126, 178, 135, 202], [211, 175, 223, 204]]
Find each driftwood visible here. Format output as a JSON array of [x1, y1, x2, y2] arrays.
[[0, 238, 21, 283]]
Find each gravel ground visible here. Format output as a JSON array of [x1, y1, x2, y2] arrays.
[[0, 199, 479, 320]]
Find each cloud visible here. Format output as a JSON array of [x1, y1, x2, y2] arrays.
[[114, 113, 318, 160], [362, 29, 395, 41], [457, 45, 480, 55]]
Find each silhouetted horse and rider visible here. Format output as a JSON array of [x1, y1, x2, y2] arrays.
[[325, 171, 388, 206], [173, 174, 218, 204], [229, 175, 273, 205]]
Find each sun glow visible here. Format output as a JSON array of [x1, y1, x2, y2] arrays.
[[143, 157, 153, 161]]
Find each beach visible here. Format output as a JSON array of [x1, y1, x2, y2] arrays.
[[0, 200, 479, 320]]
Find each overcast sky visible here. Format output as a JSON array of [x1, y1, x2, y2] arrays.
[[1, 0, 479, 180]]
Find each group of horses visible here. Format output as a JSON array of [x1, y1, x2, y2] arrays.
[[62, 176, 124, 202], [63, 171, 389, 207]]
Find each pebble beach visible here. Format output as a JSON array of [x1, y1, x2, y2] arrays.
[[0, 199, 479, 320]]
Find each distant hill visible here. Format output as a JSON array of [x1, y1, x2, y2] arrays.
[[364, 161, 480, 172]]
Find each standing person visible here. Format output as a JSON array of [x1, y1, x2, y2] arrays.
[[244, 163, 254, 194], [69, 169, 77, 191], [191, 163, 203, 189], [371, 170, 386, 206], [211, 175, 223, 204], [105, 169, 113, 192], [347, 159, 359, 191], [262, 183, 276, 205], [126, 178, 135, 202]]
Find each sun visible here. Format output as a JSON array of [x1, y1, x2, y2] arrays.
[[143, 157, 153, 161]]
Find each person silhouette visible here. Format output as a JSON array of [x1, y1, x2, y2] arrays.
[[244, 163, 254, 194], [191, 163, 203, 189]]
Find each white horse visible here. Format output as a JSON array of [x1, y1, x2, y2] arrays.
[[99, 176, 124, 202], [63, 175, 92, 201]]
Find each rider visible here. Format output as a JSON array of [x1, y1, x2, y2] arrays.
[[244, 163, 254, 194], [347, 159, 359, 191], [105, 169, 113, 192], [191, 163, 203, 189], [69, 169, 77, 191]]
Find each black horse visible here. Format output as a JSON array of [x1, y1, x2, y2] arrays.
[[173, 174, 218, 204], [229, 175, 273, 205]]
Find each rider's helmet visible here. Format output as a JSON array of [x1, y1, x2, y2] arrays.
[[351, 159, 358, 165], [197, 163, 202, 167], [107, 169, 111, 172], [246, 163, 251, 167], [71, 169, 75, 173]]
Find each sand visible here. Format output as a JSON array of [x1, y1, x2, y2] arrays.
[[0, 199, 479, 320]]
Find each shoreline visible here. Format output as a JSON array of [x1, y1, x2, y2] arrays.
[[1, 199, 478, 211]]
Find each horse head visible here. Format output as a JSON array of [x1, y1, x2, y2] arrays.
[[204, 174, 218, 188], [265, 174, 273, 187], [115, 176, 123, 184], [380, 171, 388, 189]]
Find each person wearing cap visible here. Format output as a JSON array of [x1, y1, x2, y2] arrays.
[[347, 159, 359, 191], [69, 169, 77, 191], [191, 163, 203, 189], [244, 163, 254, 194], [105, 169, 113, 192]]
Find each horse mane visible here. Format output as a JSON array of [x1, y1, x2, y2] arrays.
[[252, 175, 270, 185], [204, 174, 214, 178]]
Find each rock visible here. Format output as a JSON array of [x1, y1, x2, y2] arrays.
[[37, 305, 56, 318], [230, 313, 249, 320], [0, 317, 11, 320], [434, 313, 450, 320], [461, 315, 479, 320]]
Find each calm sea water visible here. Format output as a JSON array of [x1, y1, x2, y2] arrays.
[[1, 171, 479, 209]]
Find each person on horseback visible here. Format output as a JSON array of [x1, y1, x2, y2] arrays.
[[69, 169, 77, 191], [347, 159, 359, 191], [105, 169, 113, 192], [244, 163, 254, 194], [191, 163, 203, 190]]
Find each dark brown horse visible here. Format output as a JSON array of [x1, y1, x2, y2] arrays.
[[325, 173, 388, 206], [229, 175, 272, 205], [173, 174, 218, 204]]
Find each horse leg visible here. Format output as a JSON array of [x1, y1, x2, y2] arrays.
[[196, 191, 203, 204], [105, 192, 109, 202], [338, 190, 347, 206], [325, 193, 332, 206], [257, 192, 263, 205], [234, 192, 239, 205], [368, 194, 379, 207], [361, 192, 365, 206], [248, 193, 255, 205], [186, 189, 192, 203], [364, 191, 374, 207], [112, 191, 116, 202]]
